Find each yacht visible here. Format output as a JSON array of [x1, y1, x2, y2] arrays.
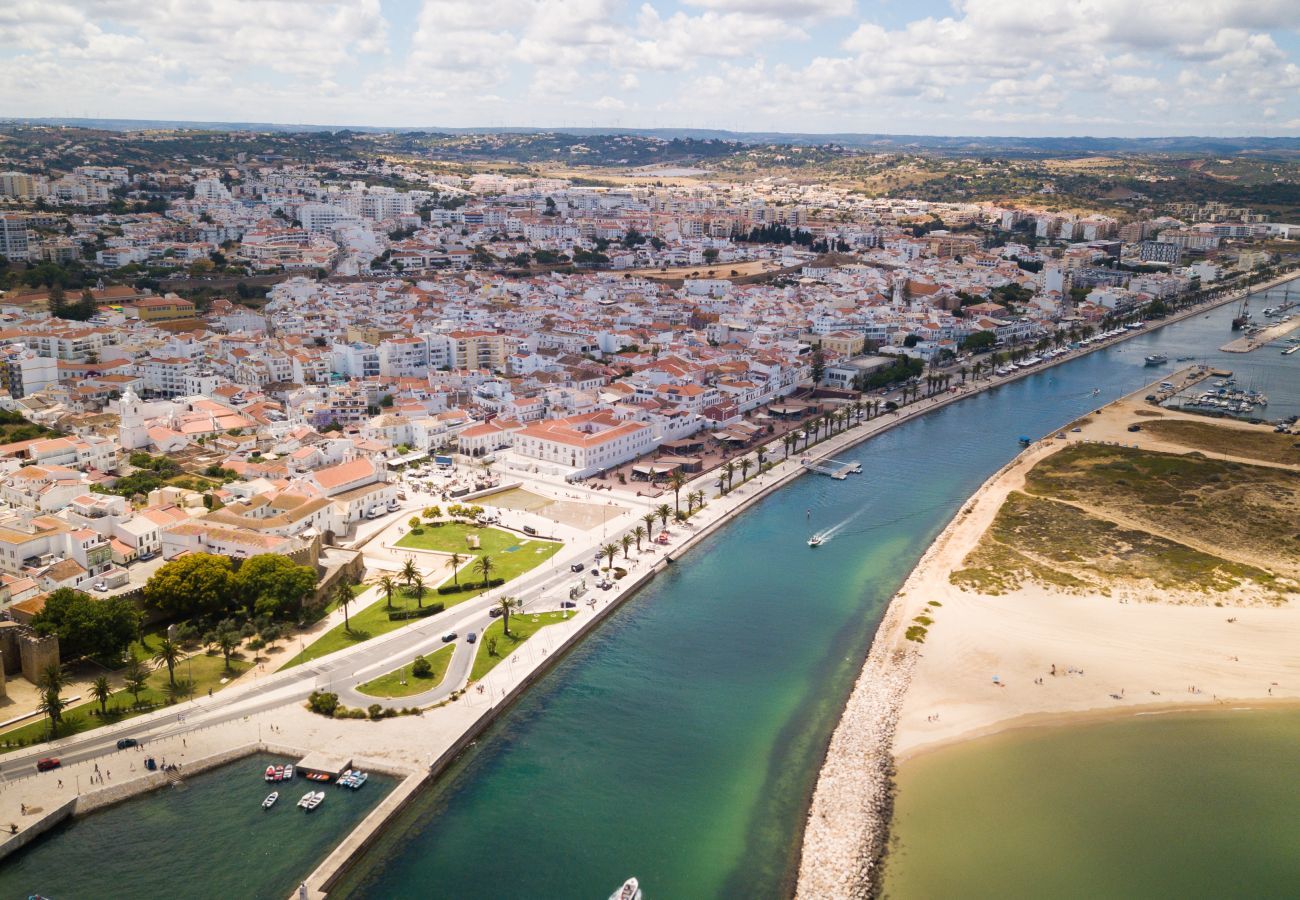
[[1144, 354, 1168, 366]]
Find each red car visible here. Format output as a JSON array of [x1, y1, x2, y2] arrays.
[[36, 757, 61, 772]]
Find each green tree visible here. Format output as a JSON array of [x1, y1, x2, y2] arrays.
[[633, 524, 647, 551], [335, 580, 355, 629], [667, 469, 687, 515], [448, 552, 463, 587], [496, 595, 520, 637], [621, 533, 634, 560], [379, 575, 397, 610], [642, 512, 658, 536], [144, 554, 234, 619], [234, 553, 316, 620], [31, 588, 139, 662], [152, 637, 182, 688], [410, 573, 426, 609], [37, 663, 68, 739], [602, 542, 619, 574], [810, 345, 825, 385], [656, 503, 672, 530], [124, 657, 150, 707], [401, 556, 418, 587], [474, 555, 495, 588], [91, 675, 113, 716], [215, 626, 240, 671]]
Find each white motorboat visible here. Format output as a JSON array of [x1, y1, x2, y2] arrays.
[[807, 534, 823, 547], [304, 791, 325, 811], [283, 764, 294, 780], [297, 791, 314, 808], [262, 791, 278, 809], [610, 878, 642, 900]]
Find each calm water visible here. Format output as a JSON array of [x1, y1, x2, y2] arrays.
[[884, 708, 1300, 899], [336, 292, 1300, 899], [0, 753, 394, 899]]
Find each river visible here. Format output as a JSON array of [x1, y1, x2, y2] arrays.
[[334, 289, 1300, 899]]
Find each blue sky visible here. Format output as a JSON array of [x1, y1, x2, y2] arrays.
[[2, 1, 1299, 136]]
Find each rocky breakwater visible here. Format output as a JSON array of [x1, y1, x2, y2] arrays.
[[794, 496, 974, 899]]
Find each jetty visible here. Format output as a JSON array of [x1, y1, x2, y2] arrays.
[[800, 457, 862, 479]]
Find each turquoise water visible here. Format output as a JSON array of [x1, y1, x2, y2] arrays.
[[885, 708, 1300, 899], [335, 293, 1300, 899], [0, 753, 394, 899]]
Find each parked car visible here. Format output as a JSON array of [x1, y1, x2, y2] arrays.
[[36, 757, 61, 771], [441, 632, 457, 643], [570, 562, 585, 573], [93, 581, 108, 592], [597, 580, 613, 591], [116, 738, 138, 750], [560, 600, 578, 609]]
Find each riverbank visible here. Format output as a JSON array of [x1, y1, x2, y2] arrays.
[[794, 311, 1300, 898]]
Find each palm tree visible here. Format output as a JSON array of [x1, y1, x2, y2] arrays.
[[620, 533, 634, 559], [38, 686, 67, 740], [641, 512, 657, 536], [448, 551, 463, 586], [720, 461, 735, 492], [667, 469, 687, 515], [755, 447, 767, 471], [91, 675, 113, 716], [401, 556, 418, 587], [782, 433, 795, 458], [122, 657, 149, 708], [739, 457, 751, 483], [411, 573, 426, 609], [152, 638, 182, 688], [603, 542, 620, 573], [691, 489, 705, 512], [633, 524, 647, 551], [496, 595, 520, 637], [216, 627, 239, 671], [379, 575, 397, 610], [474, 554, 495, 588], [656, 503, 672, 530]]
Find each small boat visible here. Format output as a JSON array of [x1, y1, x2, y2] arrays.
[[297, 791, 314, 808], [1144, 354, 1168, 366], [263, 792, 278, 809], [1018, 436, 1032, 446], [304, 791, 325, 811], [1283, 345, 1299, 356], [807, 534, 823, 547], [610, 878, 642, 900], [264, 766, 277, 782], [351, 772, 368, 788], [283, 764, 294, 780], [1091, 388, 1100, 395], [336, 769, 353, 786], [274, 766, 285, 782]]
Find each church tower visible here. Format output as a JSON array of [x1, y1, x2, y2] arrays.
[[117, 388, 149, 450]]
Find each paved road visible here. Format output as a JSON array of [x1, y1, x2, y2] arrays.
[[0, 544, 601, 779]]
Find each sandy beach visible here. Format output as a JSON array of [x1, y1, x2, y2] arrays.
[[796, 371, 1300, 898]]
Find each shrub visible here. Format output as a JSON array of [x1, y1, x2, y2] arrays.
[[368, 703, 384, 720], [246, 637, 266, 651], [388, 603, 445, 621], [307, 690, 339, 717], [436, 578, 504, 596], [411, 655, 433, 678]]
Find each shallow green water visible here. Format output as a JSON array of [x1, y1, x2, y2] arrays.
[[0, 753, 394, 900], [885, 708, 1300, 900]]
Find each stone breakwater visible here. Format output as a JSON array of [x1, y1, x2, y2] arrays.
[[794, 494, 976, 900]]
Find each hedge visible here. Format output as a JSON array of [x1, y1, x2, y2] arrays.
[[387, 602, 445, 621], [436, 577, 505, 596]]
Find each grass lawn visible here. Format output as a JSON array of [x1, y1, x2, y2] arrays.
[[287, 526, 562, 668], [355, 644, 454, 698], [396, 523, 562, 602], [0, 652, 251, 748], [282, 585, 439, 668], [469, 610, 573, 682]]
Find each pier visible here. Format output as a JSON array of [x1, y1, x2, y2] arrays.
[[800, 457, 862, 479], [1220, 314, 1299, 353]]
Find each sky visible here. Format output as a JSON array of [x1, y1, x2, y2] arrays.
[[2, 0, 1300, 136]]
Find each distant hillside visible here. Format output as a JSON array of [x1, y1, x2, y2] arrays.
[[7, 117, 1300, 156]]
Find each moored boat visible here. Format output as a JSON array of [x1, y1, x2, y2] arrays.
[[1144, 354, 1168, 366], [264, 766, 276, 782], [304, 791, 325, 811], [297, 791, 314, 808], [283, 764, 294, 780], [263, 791, 278, 809]]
